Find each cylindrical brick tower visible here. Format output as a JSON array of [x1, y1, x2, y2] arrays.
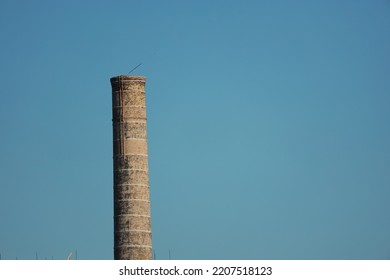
[[110, 75, 152, 260]]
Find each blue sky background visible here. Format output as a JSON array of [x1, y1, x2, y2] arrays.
[[0, 0, 389, 260]]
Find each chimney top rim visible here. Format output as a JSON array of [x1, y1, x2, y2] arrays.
[[111, 75, 146, 81]]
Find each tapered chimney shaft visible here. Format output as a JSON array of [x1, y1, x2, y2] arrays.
[[110, 75, 152, 260]]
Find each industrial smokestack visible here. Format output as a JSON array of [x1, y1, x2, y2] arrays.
[[110, 75, 152, 260]]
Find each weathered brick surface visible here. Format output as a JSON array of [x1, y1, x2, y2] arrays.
[[114, 170, 149, 185], [111, 76, 152, 260], [112, 106, 146, 121], [112, 91, 146, 107], [114, 200, 151, 215], [114, 155, 148, 170], [113, 140, 148, 155], [114, 231, 152, 252], [112, 122, 147, 140], [114, 184, 150, 201], [114, 247, 152, 260], [114, 215, 152, 231]]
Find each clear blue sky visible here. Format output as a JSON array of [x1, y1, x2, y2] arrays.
[[0, 0, 389, 260]]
